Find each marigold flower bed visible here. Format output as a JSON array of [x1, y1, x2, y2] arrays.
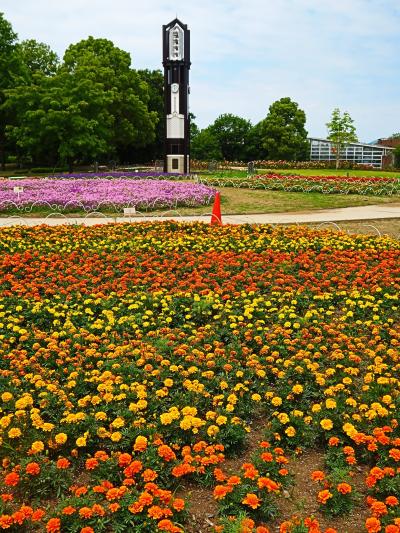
[[0, 223, 399, 532]]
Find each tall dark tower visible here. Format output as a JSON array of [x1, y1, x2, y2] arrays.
[[162, 19, 190, 174]]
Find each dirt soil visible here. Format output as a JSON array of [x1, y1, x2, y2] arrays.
[[179, 423, 370, 533]]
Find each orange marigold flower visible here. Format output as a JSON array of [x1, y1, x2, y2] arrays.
[[26, 462, 41, 475], [365, 517, 381, 533], [343, 446, 355, 455], [157, 519, 182, 532], [118, 453, 132, 467], [12, 511, 25, 525], [79, 507, 93, 519], [328, 437, 340, 446], [46, 518, 61, 533], [81, 528, 95, 533], [213, 485, 233, 500], [91, 504, 105, 516], [385, 496, 399, 506], [389, 449, 400, 462], [172, 498, 185, 511], [108, 503, 120, 513], [311, 470, 325, 482], [261, 452, 273, 462], [242, 493, 261, 509], [158, 445, 176, 462], [256, 527, 270, 533], [384, 525, 399, 533], [148, 505, 164, 520], [142, 468, 158, 482], [214, 468, 227, 482], [337, 483, 352, 494], [0, 515, 13, 529], [31, 508, 46, 521], [4, 472, 19, 486], [133, 435, 148, 452], [56, 458, 70, 469], [123, 460, 143, 477], [85, 458, 98, 470], [371, 501, 388, 517], [258, 477, 280, 492], [62, 506, 76, 515], [74, 487, 88, 497], [227, 475, 241, 486], [317, 489, 333, 504]]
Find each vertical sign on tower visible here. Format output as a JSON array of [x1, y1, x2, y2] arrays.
[[162, 19, 191, 174]]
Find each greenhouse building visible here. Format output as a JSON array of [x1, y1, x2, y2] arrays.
[[309, 137, 394, 168]]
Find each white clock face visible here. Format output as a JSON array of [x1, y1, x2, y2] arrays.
[[171, 83, 179, 93]]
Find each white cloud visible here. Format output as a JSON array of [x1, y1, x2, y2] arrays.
[[2, 0, 399, 140]]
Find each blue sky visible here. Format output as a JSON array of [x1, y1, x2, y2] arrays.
[[2, 0, 399, 141]]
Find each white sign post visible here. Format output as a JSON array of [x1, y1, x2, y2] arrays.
[[13, 186, 24, 201]]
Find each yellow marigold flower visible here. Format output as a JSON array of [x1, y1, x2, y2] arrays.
[[111, 417, 125, 428], [110, 432, 122, 442], [1, 392, 13, 402], [76, 436, 87, 447], [207, 425, 219, 437], [285, 426, 296, 437], [312, 404, 322, 413], [325, 399, 337, 409], [95, 411, 107, 421], [8, 427, 22, 438], [31, 441, 44, 453], [292, 384, 303, 394], [0, 416, 12, 429], [277, 413, 290, 424], [271, 396, 282, 406], [55, 433, 68, 444], [216, 416, 227, 426], [320, 419, 333, 430], [164, 379, 173, 387], [251, 394, 261, 402]]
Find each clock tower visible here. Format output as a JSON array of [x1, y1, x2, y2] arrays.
[[162, 19, 191, 174]]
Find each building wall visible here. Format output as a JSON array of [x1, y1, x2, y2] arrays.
[[309, 138, 394, 168]]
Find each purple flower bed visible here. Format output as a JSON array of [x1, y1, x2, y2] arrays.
[[48, 172, 183, 179], [0, 179, 216, 211]]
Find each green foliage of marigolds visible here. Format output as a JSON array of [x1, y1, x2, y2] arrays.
[[259, 97, 309, 161]]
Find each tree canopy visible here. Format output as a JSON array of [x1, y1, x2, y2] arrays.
[[6, 36, 158, 169], [259, 97, 308, 161], [208, 113, 252, 161], [326, 108, 358, 169]]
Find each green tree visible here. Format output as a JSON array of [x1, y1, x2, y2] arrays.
[[63, 37, 157, 163], [0, 12, 25, 169], [326, 108, 358, 169], [18, 39, 59, 77], [208, 113, 252, 161], [394, 146, 400, 168], [260, 97, 308, 161], [189, 112, 200, 142], [6, 37, 157, 169], [135, 69, 164, 162], [246, 120, 268, 161], [191, 128, 222, 161]]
